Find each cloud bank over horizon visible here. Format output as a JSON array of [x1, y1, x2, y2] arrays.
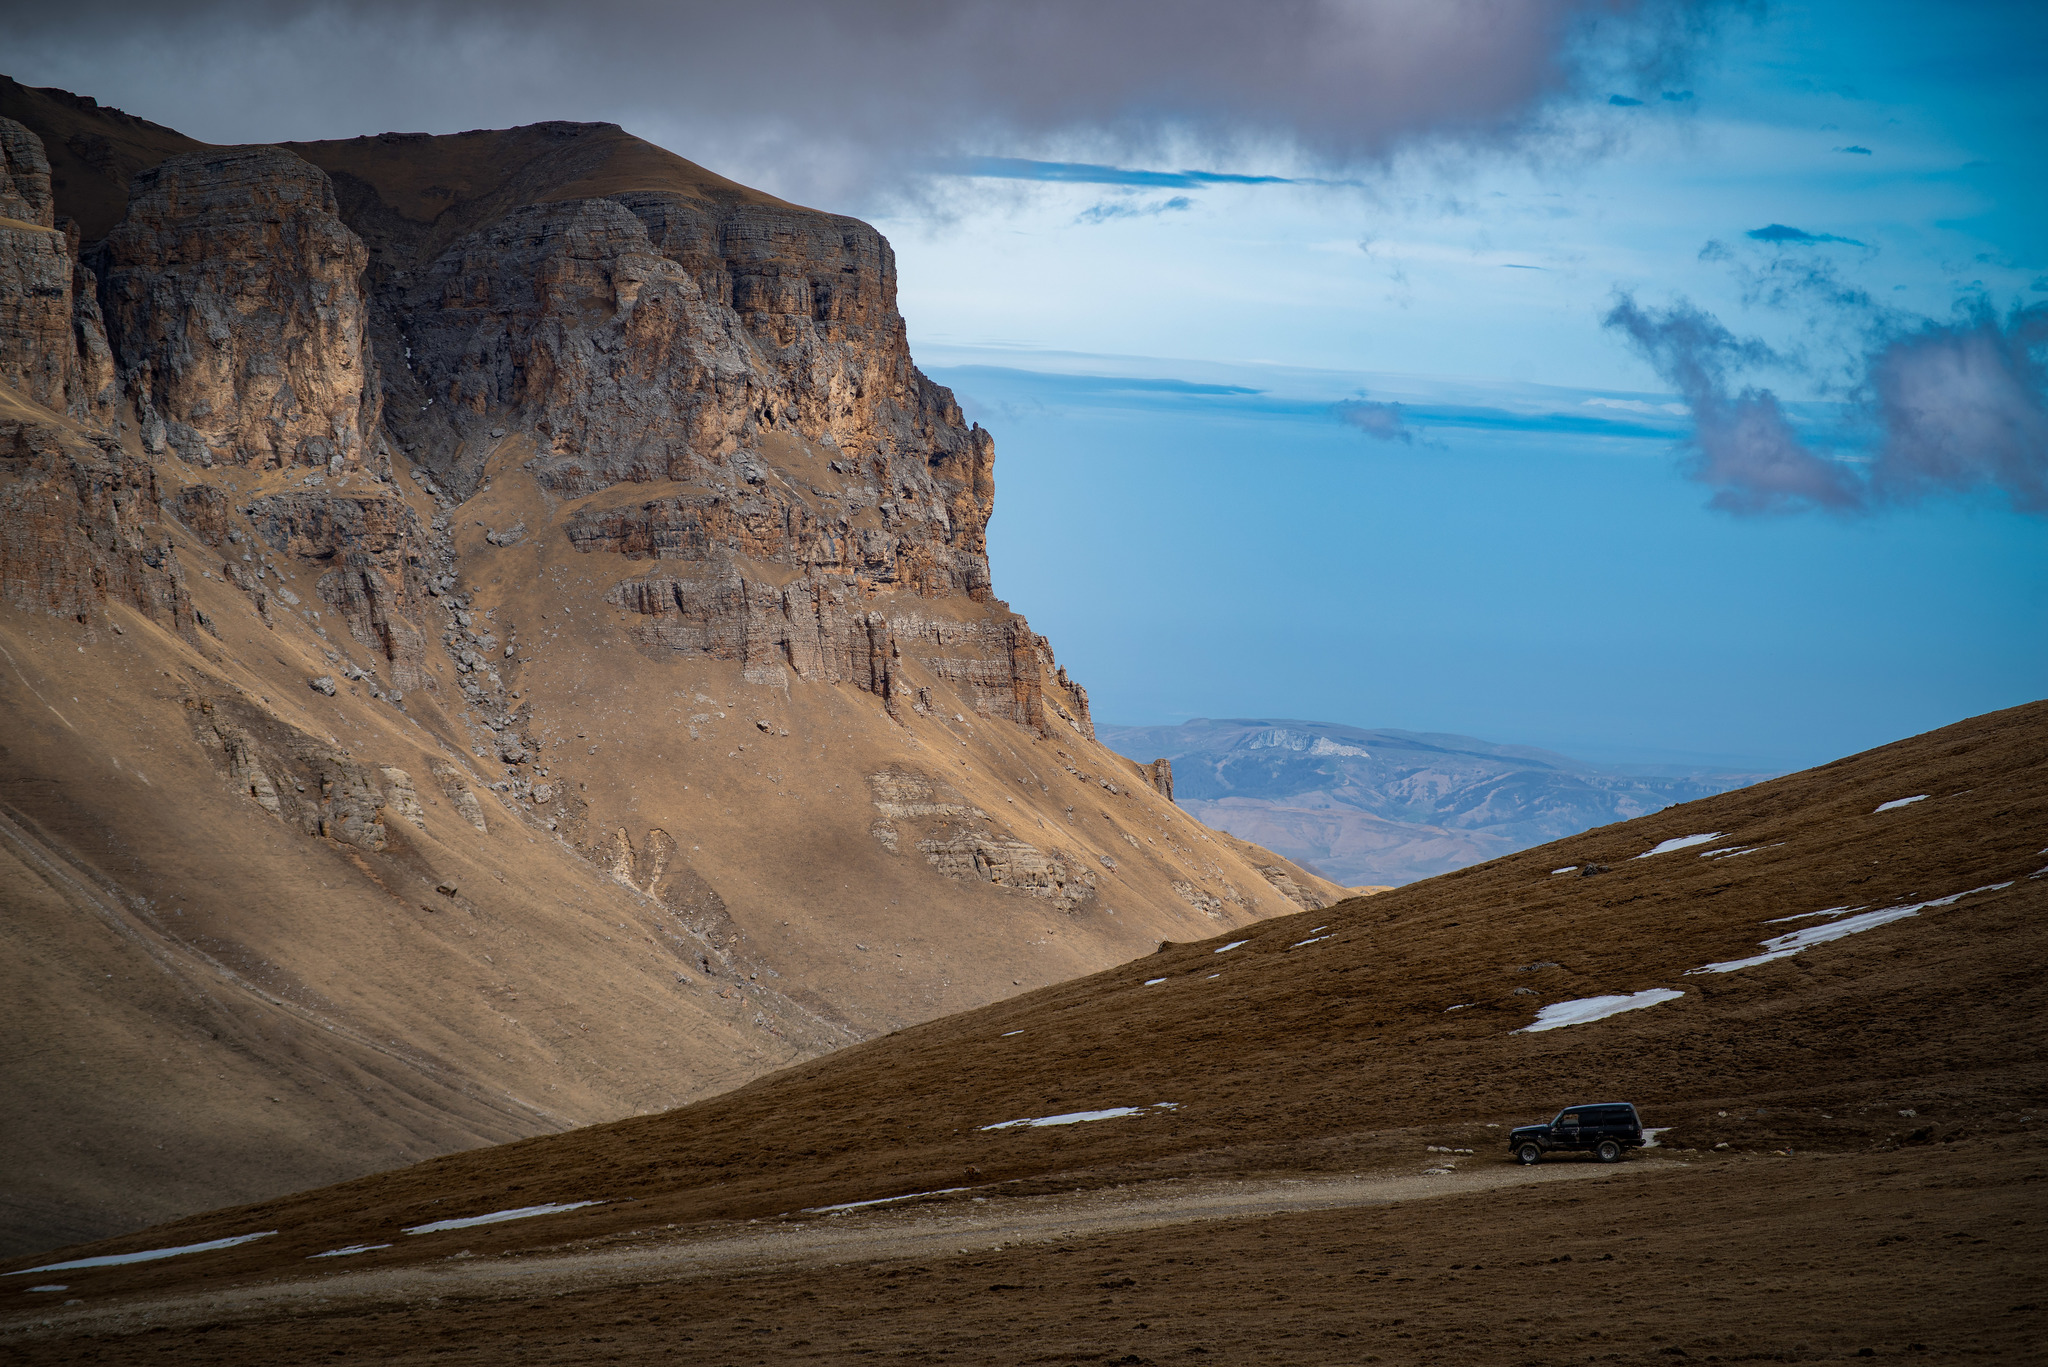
[[1605, 294, 2048, 517], [3, 0, 1736, 206]]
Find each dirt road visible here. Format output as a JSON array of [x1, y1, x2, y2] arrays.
[[10, 1140, 2044, 1366], [5, 1158, 1640, 1341]]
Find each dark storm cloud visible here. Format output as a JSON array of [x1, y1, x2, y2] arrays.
[[1867, 302, 2048, 514], [2, 0, 1741, 205], [1333, 398, 1416, 444], [1604, 294, 2048, 516], [940, 158, 1297, 189], [1075, 196, 1194, 225], [1603, 296, 1861, 514], [1746, 224, 1866, 247]]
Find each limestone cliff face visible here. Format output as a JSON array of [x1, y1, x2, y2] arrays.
[[0, 102, 1342, 1253], [0, 117, 181, 631], [392, 195, 984, 511], [0, 117, 115, 422], [318, 123, 1068, 734], [95, 146, 381, 474], [0, 118, 55, 227], [247, 491, 436, 692], [0, 413, 195, 631]]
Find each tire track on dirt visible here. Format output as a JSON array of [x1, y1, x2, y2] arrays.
[[4, 1158, 1658, 1342]]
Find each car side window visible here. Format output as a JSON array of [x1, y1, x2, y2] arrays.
[[1560, 1113, 1580, 1126]]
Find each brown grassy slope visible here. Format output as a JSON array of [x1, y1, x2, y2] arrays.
[[0, 77, 206, 242], [0, 75, 787, 255], [0, 381, 1327, 1255], [283, 121, 800, 268], [0, 388, 853, 1253], [7, 698, 2039, 1297], [8, 1138, 2041, 1366]]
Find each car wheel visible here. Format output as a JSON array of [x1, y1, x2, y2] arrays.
[[1595, 1139, 1623, 1163], [1515, 1142, 1543, 1165]]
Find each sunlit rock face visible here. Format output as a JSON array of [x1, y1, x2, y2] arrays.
[[96, 146, 381, 474], [0, 116, 115, 422], [0, 100, 1337, 1255]]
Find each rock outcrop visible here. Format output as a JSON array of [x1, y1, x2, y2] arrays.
[[247, 491, 434, 692], [187, 692, 407, 850], [0, 98, 1342, 1255], [0, 117, 55, 226], [94, 146, 381, 474], [1134, 756, 1174, 800], [0, 117, 115, 421], [0, 414, 194, 631]]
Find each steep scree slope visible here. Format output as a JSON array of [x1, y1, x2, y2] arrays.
[[0, 90, 1337, 1255]]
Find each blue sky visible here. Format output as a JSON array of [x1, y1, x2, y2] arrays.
[[873, 1, 2046, 767], [11, 0, 2041, 769], [917, 358, 2038, 768]]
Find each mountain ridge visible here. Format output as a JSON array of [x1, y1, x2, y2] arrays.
[[0, 84, 1337, 1254], [1101, 716, 1775, 885]]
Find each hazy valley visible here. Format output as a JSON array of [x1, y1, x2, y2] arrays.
[[1102, 718, 1773, 886]]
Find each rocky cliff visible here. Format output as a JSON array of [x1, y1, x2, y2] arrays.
[[0, 86, 1338, 1255], [0, 117, 114, 422], [96, 146, 384, 477]]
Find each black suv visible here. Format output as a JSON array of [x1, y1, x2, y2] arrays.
[[1508, 1102, 1644, 1164]]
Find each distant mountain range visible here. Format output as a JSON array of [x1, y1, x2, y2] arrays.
[[1100, 718, 1778, 886]]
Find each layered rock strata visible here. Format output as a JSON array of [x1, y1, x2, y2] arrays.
[[247, 492, 434, 692], [0, 98, 1341, 1254], [0, 117, 115, 421], [93, 146, 383, 475], [0, 412, 194, 631]]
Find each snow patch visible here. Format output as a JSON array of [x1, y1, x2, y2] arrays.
[[1289, 934, 1334, 949], [805, 1187, 970, 1214], [27, 1285, 67, 1292], [404, 1202, 602, 1236], [1642, 1127, 1672, 1149], [981, 1102, 1179, 1132], [1214, 940, 1248, 954], [1765, 905, 1864, 924], [1875, 795, 1928, 812], [309, 1244, 391, 1259], [1690, 884, 2015, 974], [1515, 988, 1684, 1033], [1700, 843, 1784, 860], [1444, 1003, 1474, 1012], [1551, 866, 1578, 875], [1143, 977, 1167, 986], [8, 1231, 277, 1274], [1000, 1030, 1024, 1037], [1635, 833, 1723, 858]]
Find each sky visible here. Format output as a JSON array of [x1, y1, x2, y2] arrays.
[[6, 0, 2042, 768]]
